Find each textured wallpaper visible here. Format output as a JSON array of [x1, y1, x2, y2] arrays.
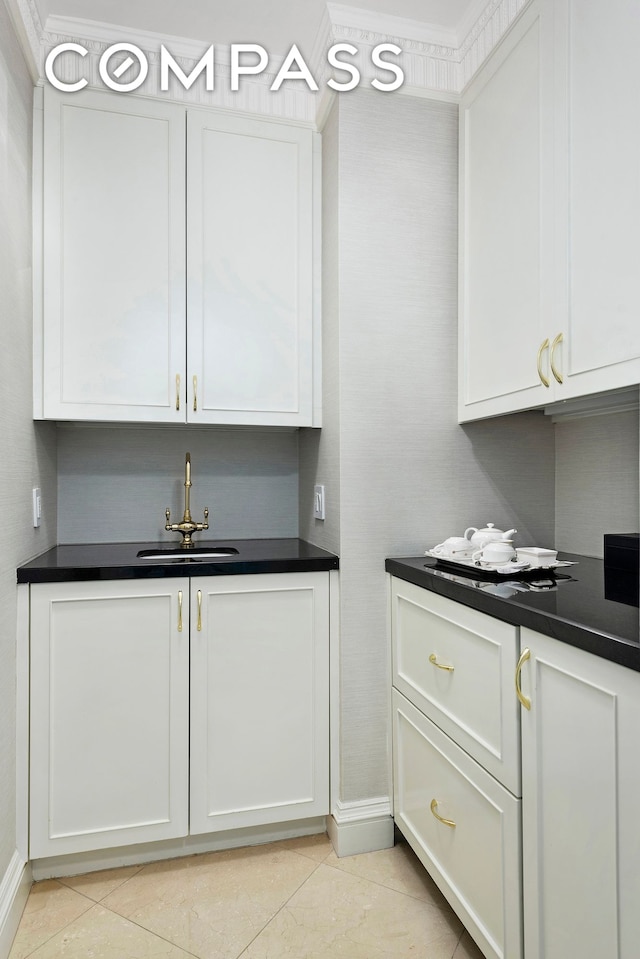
[[57, 426, 300, 543], [0, 2, 58, 881], [302, 90, 557, 808]]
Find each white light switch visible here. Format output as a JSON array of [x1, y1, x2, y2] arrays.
[[313, 484, 325, 521], [32, 488, 42, 528]]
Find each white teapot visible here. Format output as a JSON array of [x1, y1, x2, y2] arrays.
[[464, 522, 517, 549]]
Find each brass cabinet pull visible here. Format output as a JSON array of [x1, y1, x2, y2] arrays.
[[550, 332, 564, 384], [515, 647, 531, 710], [197, 589, 202, 631], [429, 653, 454, 672], [178, 590, 183, 632], [175, 373, 181, 411], [537, 338, 550, 387], [193, 375, 198, 412], [430, 799, 456, 828]]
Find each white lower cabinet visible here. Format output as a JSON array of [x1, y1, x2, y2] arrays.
[[518, 628, 640, 959], [189, 573, 329, 834], [29, 572, 329, 860], [391, 575, 640, 959], [390, 577, 522, 959], [29, 579, 190, 858]]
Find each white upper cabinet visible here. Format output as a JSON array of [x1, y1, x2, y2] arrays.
[[459, 4, 550, 421], [552, 0, 640, 398], [35, 89, 319, 426], [187, 113, 314, 426], [459, 0, 640, 422], [38, 89, 187, 423]]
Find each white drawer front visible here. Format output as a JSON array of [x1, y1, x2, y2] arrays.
[[391, 577, 521, 795], [393, 689, 522, 959]]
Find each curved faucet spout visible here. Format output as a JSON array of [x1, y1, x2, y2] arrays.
[[165, 452, 210, 547]]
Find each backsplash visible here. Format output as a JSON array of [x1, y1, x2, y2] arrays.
[[555, 408, 640, 558], [56, 426, 299, 543]]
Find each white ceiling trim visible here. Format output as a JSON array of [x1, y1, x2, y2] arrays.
[[11, 0, 533, 122], [4, 0, 42, 80]]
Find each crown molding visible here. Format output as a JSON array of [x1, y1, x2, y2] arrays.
[[4, 0, 42, 80], [8, 0, 534, 121], [458, 0, 532, 90]]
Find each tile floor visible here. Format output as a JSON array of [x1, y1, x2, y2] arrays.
[[9, 835, 485, 959]]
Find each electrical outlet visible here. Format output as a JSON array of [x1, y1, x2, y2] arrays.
[[32, 488, 42, 528], [313, 484, 325, 521]]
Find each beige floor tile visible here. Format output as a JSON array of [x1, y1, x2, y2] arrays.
[[241, 862, 464, 959], [102, 843, 320, 959], [453, 930, 486, 959], [325, 840, 450, 907], [17, 904, 198, 959], [8, 881, 93, 959], [276, 832, 333, 863], [58, 864, 144, 902]]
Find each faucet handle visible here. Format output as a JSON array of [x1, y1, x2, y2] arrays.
[[165, 507, 173, 531]]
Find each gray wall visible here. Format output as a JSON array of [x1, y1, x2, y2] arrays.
[[300, 90, 556, 807], [0, 0, 57, 882], [555, 409, 639, 557], [57, 426, 299, 543]]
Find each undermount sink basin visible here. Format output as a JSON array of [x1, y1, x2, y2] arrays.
[[137, 547, 239, 560]]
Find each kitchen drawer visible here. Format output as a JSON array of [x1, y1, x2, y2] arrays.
[[393, 689, 522, 959], [391, 577, 520, 795]]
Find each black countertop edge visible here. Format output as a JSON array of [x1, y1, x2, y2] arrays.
[[386, 555, 640, 673], [17, 538, 339, 585]]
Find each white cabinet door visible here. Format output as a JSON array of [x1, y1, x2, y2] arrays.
[[187, 112, 315, 426], [518, 629, 640, 959], [393, 690, 522, 959], [189, 572, 329, 834], [550, 0, 640, 398], [39, 88, 186, 423], [459, 2, 554, 422], [29, 579, 190, 859]]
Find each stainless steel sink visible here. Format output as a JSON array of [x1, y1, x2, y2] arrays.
[[137, 547, 239, 560]]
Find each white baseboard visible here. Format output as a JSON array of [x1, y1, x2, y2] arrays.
[[0, 851, 31, 959], [31, 817, 328, 881], [328, 798, 394, 858]]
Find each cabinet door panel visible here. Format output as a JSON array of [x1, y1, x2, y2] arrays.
[[393, 690, 522, 959], [520, 629, 640, 959], [459, 7, 548, 421], [29, 580, 189, 858], [559, 0, 640, 393], [187, 113, 313, 426], [190, 573, 329, 833], [41, 89, 186, 422]]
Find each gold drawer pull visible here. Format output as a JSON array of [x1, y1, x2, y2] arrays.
[[197, 589, 202, 631], [178, 590, 183, 632], [430, 799, 456, 828], [537, 338, 550, 387], [429, 653, 454, 672], [515, 647, 531, 710], [193, 375, 198, 412], [550, 332, 563, 384], [175, 373, 181, 411]]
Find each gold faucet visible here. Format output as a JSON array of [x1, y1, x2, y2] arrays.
[[165, 452, 209, 547]]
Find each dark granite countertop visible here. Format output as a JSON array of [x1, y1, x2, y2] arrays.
[[18, 538, 339, 584], [386, 553, 640, 671]]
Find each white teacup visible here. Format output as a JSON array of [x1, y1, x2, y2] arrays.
[[432, 536, 473, 558], [472, 541, 516, 565]]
